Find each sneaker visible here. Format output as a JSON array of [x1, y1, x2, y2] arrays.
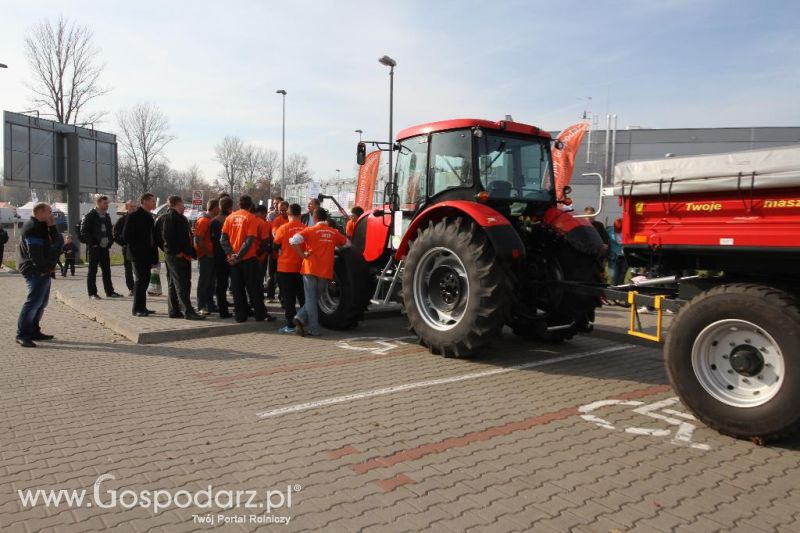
[[293, 318, 306, 337], [278, 326, 296, 334], [637, 306, 652, 314], [107, 292, 124, 298], [197, 308, 210, 316], [15, 338, 36, 348], [89, 294, 102, 300], [169, 313, 185, 319], [185, 313, 206, 321], [664, 309, 674, 315], [30, 333, 54, 341]]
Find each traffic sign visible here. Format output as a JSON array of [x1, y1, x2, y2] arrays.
[[192, 190, 204, 206]]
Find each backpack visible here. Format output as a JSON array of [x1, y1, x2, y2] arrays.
[[76, 222, 87, 243]]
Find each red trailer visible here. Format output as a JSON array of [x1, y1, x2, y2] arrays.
[[609, 145, 800, 442]]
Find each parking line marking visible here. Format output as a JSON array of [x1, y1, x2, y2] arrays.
[[255, 345, 632, 419]]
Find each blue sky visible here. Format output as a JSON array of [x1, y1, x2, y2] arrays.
[[1, 0, 798, 184]]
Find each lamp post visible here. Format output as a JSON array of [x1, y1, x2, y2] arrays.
[[336, 169, 341, 180], [355, 129, 363, 142], [0, 63, 7, 68], [378, 55, 396, 209], [276, 89, 287, 193]]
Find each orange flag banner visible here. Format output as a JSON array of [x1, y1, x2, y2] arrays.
[[552, 121, 590, 200], [354, 150, 381, 210]]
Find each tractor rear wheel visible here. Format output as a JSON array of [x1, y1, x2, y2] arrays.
[[318, 247, 374, 329], [402, 217, 509, 357], [665, 283, 800, 442]]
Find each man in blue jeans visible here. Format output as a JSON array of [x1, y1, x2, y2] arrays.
[[17, 203, 62, 348]]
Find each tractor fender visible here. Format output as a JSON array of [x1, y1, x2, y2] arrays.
[[394, 201, 525, 262], [543, 207, 606, 256]]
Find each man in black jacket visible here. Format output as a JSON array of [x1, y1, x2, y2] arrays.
[[162, 196, 204, 320], [300, 197, 321, 226], [210, 195, 233, 318], [16, 203, 61, 347], [80, 195, 122, 300], [114, 200, 136, 296], [0, 225, 8, 266], [123, 193, 159, 316]]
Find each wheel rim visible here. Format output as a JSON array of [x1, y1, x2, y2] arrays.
[[691, 319, 785, 408], [319, 274, 341, 315], [413, 246, 470, 331]]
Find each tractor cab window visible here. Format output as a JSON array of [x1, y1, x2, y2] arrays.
[[429, 130, 473, 197], [478, 133, 552, 203], [395, 135, 428, 212]]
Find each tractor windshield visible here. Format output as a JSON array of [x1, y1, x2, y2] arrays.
[[478, 132, 553, 203]]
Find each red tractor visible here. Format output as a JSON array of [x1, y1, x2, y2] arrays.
[[317, 118, 606, 356]]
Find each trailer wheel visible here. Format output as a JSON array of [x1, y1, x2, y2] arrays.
[[403, 217, 508, 357], [318, 247, 374, 330], [665, 283, 800, 441]]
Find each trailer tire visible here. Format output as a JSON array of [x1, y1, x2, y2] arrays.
[[318, 247, 374, 330], [403, 217, 508, 357], [665, 283, 800, 442]]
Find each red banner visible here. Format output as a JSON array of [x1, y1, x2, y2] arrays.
[[552, 121, 589, 201], [354, 150, 381, 211]]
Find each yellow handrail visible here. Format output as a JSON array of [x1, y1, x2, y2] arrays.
[[627, 291, 666, 342]]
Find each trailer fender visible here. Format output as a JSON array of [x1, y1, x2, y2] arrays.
[[394, 201, 524, 262], [543, 207, 606, 257]]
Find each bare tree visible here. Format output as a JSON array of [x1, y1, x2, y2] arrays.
[[24, 15, 109, 125], [214, 136, 245, 196], [241, 145, 280, 200], [285, 153, 313, 186], [117, 102, 175, 198], [171, 164, 208, 200]]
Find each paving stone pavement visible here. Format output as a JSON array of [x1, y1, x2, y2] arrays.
[[1, 269, 799, 532]]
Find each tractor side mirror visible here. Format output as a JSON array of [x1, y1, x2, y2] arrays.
[[562, 185, 572, 195], [554, 140, 564, 150], [357, 142, 367, 165]]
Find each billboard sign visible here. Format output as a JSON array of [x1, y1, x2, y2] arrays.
[[3, 111, 118, 194]]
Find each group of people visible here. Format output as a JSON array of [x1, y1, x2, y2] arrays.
[[15, 191, 362, 348]]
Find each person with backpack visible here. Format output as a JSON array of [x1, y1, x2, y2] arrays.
[[114, 200, 136, 296], [80, 195, 122, 300]]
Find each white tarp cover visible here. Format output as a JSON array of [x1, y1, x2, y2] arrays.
[[613, 144, 800, 196]]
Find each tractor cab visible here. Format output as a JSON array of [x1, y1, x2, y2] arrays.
[[391, 119, 556, 222]]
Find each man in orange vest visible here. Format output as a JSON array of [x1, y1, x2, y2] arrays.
[[289, 207, 347, 336], [272, 203, 306, 333], [266, 200, 289, 303], [220, 195, 276, 323], [253, 204, 273, 299]]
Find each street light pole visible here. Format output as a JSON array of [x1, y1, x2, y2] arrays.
[[276, 89, 287, 194], [336, 169, 341, 180], [0, 63, 8, 69], [378, 55, 396, 209]]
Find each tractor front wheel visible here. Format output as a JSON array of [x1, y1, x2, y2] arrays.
[[402, 217, 509, 357]]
